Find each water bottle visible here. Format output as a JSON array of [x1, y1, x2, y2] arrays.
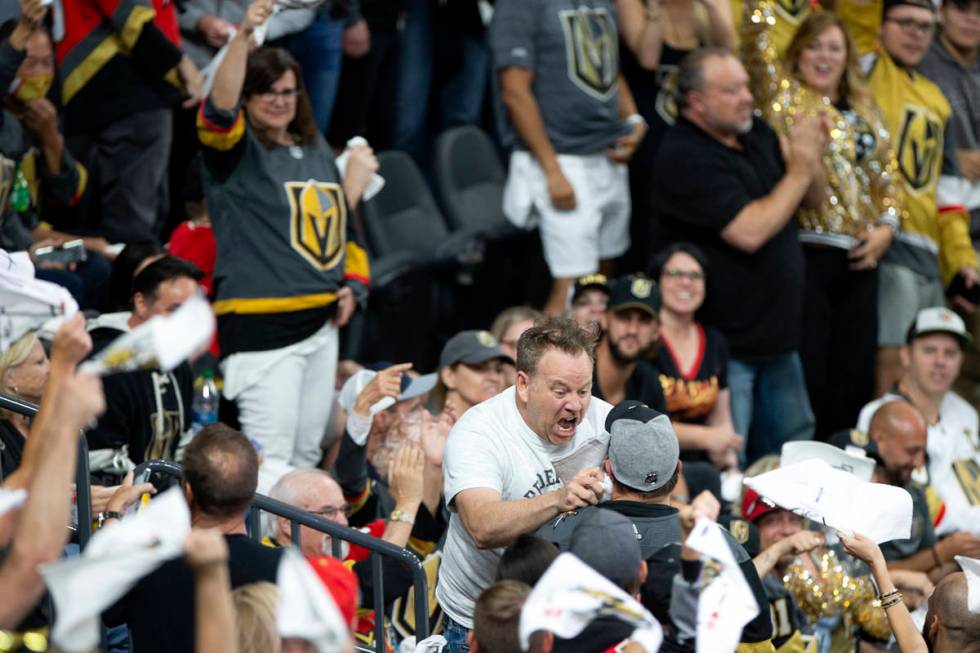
[[191, 369, 218, 435]]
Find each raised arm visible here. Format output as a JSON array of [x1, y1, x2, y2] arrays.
[[210, 0, 273, 112], [839, 531, 928, 653], [0, 315, 105, 628], [185, 529, 238, 653], [616, 0, 665, 70]]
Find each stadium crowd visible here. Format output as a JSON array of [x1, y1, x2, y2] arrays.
[[1, 0, 980, 650]]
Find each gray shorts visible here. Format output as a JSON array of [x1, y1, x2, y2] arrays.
[[878, 262, 945, 346]]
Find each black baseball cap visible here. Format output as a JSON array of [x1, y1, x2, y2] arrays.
[[571, 274, 610, 304], [606, 274, 660, 318]]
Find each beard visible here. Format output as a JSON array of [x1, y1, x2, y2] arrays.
[[608, 336, 641, 365]]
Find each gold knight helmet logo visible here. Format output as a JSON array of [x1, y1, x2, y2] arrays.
[[896, 105, 942, 193], [285, 179, 347, 271], [559, 7, 618, 100]]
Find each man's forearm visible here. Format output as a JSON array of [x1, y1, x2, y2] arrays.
[[194, 567, 237, 653], [0, 378, 78, 626], [886, 549, 935, 574], [463, 491, 561, 549], [721, 165, 811, 253]]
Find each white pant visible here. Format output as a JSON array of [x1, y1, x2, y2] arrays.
[[503, 150, 630, 278], [221, 320, 338, 493]]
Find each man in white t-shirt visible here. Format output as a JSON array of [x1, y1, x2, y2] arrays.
[[436, 317, 612, 652], [857, 307, 980, 539]]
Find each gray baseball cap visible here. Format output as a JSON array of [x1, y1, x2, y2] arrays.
[[605, 401, 680, 492], [438, 330, 514, 368], [568, 508, 643, 589]]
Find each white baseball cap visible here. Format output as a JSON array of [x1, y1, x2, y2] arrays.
[[906, 307, 972, 348]]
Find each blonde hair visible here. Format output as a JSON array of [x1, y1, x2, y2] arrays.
[[234, 582, 280, 653], [739, 454, 781, 518], [785, 12, 874, 111], [490, 306, 543, 343], [0, 333, 39, 418]]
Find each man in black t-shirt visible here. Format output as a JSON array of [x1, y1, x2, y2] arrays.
[[104, 424, 283, 653], [593, 274, 667, 413], [651, 48, 827, 463]]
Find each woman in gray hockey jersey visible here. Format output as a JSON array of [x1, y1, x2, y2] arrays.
[[197, 0, 375, 491]]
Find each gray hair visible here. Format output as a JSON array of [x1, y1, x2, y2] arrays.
[[675, 47, 735, 110], [264, 468, 337, 539]]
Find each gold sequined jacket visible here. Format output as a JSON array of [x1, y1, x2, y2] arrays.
[[741, 0, 901, 249]]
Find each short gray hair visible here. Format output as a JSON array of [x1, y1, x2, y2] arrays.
[[265, 468, 337, 539], [676, 47, 735, 110]]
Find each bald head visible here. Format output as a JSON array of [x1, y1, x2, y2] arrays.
[[268, 469, 349, 556], [869, 401, 927, 485], [926, 572, 980, 653]]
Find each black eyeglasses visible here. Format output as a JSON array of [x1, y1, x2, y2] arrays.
[[662, 268, 705, 282], [885, 16, 935, 35], [259, 88, 301, 102], [310, 504, 353, 519]]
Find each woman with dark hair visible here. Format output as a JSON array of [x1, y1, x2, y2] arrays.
[[649, 242, 740, 469], [198, 0, 377, 490]]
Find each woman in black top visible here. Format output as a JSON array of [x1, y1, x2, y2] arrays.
[[615, 0, 734, 267], [650, 243, 741, 470], [0, 332, 49, 480]]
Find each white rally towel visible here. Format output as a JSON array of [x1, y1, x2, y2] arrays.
[[0, 249, 78, 350], [334, 137, 385, 201], [39, 488, 190, 652], [685, 517, 760, 653], [277, 547, 350, 652], [780, 440, 875, 482], [519, 553, 663, 652], [0, 488, 26, 517], [81, 292, 214, 376], [955, 556, 980, 614], [743, 459, 913, 543]]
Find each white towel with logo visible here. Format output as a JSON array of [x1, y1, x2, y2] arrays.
[[685, 517, 760, 653], [744, 459, 913, 543], [39, 488, 190, 652], [519, 553, 662, 652]]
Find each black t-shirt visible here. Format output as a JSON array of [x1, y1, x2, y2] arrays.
[[106, 534, 283, 653], [593, 360, 668, 413], [0, 419, 25, 482], [651, 117, 805, 360], [657, 324, 729, 425]]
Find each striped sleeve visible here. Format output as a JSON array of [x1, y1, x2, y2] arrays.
[[197, 98, 248, 181]]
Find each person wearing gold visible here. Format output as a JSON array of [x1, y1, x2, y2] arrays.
[[865, 0, 980, 396], [741, 4, 901, 437]]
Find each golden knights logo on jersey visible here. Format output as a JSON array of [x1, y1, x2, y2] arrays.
[[952, 458, 980, 506], [558, 7, 618, 100], [284, 180, 347, 271], [896, 104, 943, 193], [773, 0, 809, 22]]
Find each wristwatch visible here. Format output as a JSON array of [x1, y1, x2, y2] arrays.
[[389, 510, 415, 525], [97, 510, 124, 529]]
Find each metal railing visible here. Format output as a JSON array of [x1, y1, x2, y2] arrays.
[[0, 392, 93, 548], [1, 390, 433, 652], [134, 459, 432, 652]]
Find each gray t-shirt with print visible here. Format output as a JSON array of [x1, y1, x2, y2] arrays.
[[490, 0, 631, 155]]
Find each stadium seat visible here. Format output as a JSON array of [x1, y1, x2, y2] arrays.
[[432, 126, 514, 239]]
